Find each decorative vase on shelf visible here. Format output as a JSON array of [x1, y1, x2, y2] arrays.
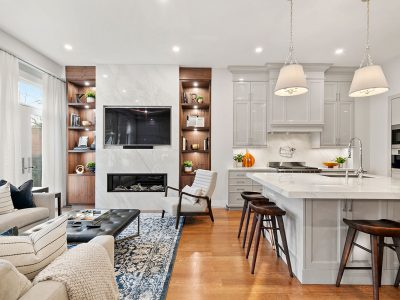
[[242, 150, 255, 168], [86, 97, 95, 103], [184, 166, 192, 173]]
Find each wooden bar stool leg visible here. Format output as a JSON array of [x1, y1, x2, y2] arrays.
[[370, 235, 380, 300], [393, 237, 400, 287], [242, 205, 252, 249], [271, 216, 280, 258], [246, 212, 258, 259], [251, 214, 263, 274], [238, 200, 248, 239], [277, 216, 293, 277], [377, 236, 384, 287], [336, 227, 357, 287]]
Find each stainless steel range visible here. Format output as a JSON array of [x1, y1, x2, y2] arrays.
[[268, 162, 320, 173]]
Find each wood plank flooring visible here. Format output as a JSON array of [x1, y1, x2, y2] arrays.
[[167, 209, 400, 300]]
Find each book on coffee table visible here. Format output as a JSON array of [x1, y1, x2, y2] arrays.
[[67, 209, 110, 226]]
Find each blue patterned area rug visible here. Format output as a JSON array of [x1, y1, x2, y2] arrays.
[[114, 213, 183, 300]]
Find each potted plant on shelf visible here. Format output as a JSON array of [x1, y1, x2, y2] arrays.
[[335, 156, 347, 168], [233, 153, 244, 168], [85, 91, 96, 103], [86, 161, 95, 173], [183, 161, 193, 173]]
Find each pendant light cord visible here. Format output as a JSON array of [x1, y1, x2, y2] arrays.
[[285, 0, 297, 65], [360, 0, 373, 67]]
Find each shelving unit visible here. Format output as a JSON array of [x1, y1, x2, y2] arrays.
[[66, 66, 96, 205], [179, 67, 212, 188]]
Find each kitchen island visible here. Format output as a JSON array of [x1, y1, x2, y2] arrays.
[[247, 172, 400, 285]]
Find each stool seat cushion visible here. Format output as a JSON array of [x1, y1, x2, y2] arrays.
[[240, 192, 267, 202], [343, 218, 400, 237], [250, 203, 286, 216]]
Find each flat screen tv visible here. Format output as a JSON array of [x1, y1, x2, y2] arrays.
[[104, 106, 171, 146]]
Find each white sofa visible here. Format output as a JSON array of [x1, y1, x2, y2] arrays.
[[0, 193, 56, 233], [18, 235, 114, 300]]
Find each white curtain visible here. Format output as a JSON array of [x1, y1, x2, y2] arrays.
[[0, 52, 21, 184], [42, 74, 67, 206]]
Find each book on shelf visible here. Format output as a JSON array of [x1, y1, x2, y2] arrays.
[[70, 113, 80, 127]]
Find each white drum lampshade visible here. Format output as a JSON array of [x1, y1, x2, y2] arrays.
[[349, 65, 389, 97], [274, 64, 308, 97]]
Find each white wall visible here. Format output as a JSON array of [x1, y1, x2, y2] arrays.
[[0, 29, 63, 78], [95, 65, 179, 210], [369, 55, 400, 176], [211, 69, 233, 207]]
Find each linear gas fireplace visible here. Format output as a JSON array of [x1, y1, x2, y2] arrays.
[[107, 173, 167, 192]]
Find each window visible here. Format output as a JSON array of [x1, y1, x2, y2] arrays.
[[18, 62, 43, 110], [31, 115, 42, 186]]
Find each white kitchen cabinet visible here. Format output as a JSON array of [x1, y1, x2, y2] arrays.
[[233, 81, 267, 146], [269, 79, 324, 132], [392, 97, 400, 125], [321, 81, 354, 147]]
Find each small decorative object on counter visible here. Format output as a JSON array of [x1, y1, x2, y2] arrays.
[[233, 153, 244, 168], [190, 93, 197, 103], [197, 96, 204, 104], [335, 156, 347, 168], [75, 93, 84, 103], [191, 143, 199, 150], [242, 150, 255, 168], [75, 165, 84, 174], [183, 160, 193, 173], [86, 162, 95, 173], [183, 91, 188, 103], [323, 161, 339, 168], [81, 120, 92, 126], [85, 91, 96, 103], [90, 135, 96, 150]]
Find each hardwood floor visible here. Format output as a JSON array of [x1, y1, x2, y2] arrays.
[[167, 209, 400, 300]]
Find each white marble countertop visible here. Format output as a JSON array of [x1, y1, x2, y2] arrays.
[[228, 167, 277, 171], [247, 172, 400, 199]]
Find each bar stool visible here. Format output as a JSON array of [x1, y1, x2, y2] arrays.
[[238, 191, 269, 249], [246, 201, 293, 276], [336, 218, 400, 300]]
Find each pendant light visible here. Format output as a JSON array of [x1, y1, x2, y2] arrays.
[[349, 0, 389, 97], [274, 0, 308, 97]]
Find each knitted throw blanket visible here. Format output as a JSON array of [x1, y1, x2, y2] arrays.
[[34, 243, 118, 300]]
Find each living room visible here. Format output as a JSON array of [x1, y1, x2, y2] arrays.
[[1, 0, 400, 299]]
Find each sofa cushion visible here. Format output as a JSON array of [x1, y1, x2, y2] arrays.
[[161, 196, 207, 216], [0, 183, 15, 215], [181, 185, 203, 205], [0, 215, 68, 280], [0, 259, 32, 300], [0, 207, 49, 233], [0, 179, 35, 209]]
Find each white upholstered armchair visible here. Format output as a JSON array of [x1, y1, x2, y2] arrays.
[[160, 169, 217, 229]]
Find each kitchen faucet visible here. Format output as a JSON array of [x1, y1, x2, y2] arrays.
[[347, 137, 364, 176]]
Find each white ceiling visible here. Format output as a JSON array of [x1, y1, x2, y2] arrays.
[[0, 0, 399, 68]]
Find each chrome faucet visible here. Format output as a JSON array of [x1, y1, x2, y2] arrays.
[[348, 137, 364, 176]]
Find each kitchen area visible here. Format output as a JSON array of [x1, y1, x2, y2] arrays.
[[225, 63, 400, 291]]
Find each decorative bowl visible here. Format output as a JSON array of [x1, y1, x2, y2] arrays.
[[323, 162, 339, 168], [82, 120, 92, 126]]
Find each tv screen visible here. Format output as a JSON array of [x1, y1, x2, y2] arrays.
[[104, 106, 171, 146]]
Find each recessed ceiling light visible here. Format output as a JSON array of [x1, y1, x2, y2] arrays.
[[172, 46, 180, 53], [102, 74, 108, 78], [122, 89, 127, 93], [193, 82, 198, 87], [84, 81, 90, 86], [84, 105, 90, 109], [255, 47, 263, 53], [193, 105, 198, 109], [335, 48, 344, 55], [64, 44, 73, 51], [144, 110, 148, 114], [239, 78, 244, 81]]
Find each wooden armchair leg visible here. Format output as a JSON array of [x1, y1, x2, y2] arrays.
[[208, 203, 214, 222], [161, 210, 165, 218], [175, 214, 180, 229]]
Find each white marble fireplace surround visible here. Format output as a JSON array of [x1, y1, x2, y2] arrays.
[[95, 65, 179, 210]]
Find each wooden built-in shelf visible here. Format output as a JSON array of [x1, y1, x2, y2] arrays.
[[181, 172, 196, 177], [68, 126, 95, 131], [181, 103, 209, 109], [68, 149, 95, 153], [182, 150, 209, 153], [68, 173, 95, 176], [182, 127, 210, 131], [68, 103, 96, 109]]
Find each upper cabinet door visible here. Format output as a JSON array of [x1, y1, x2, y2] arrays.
[[250, 100, 267, 145], [250, 82, 267, 102], [321, 102, 337, 146], [309, 80, 324, 123], [324, 82, 338, 102], [337, 102, 354, 145], [338, 82, 352, 102], [233, 101, 251, 146], [233, 82, 250, 101], [285, 93, 308, 123], [392, 97, 400, 125]]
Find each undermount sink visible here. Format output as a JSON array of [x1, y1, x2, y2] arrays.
[[320, 174, 373, 178]]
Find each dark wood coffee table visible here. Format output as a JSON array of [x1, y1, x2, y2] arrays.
[[66, 209, 140, 243]]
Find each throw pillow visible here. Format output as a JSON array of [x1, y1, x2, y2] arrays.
[[0, 180, 35, 209], [0, 183, 15, 215], [0, 214, 68, 280], [0, 259, 32, 300], [181, 185, 203, 205], [0, 226, 18, 236]]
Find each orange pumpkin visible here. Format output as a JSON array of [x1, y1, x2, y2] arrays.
[[242, 151, 255, 168]]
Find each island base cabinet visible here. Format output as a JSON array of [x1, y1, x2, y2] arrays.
[[263, 189, 400, 285]]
